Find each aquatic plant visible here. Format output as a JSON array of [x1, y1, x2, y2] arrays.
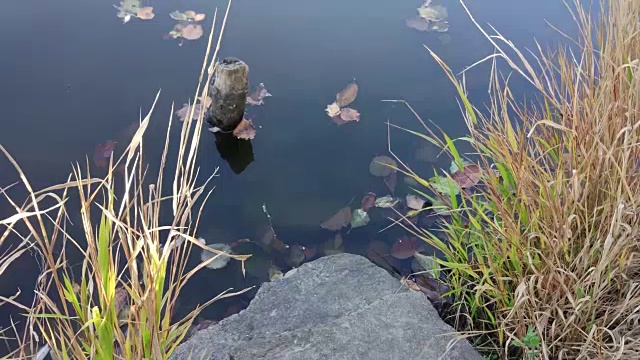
[[392, 0, 640, 358], [0, 2, 251, 359]]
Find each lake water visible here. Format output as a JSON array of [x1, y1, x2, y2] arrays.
[[0, 0, 575, 352]]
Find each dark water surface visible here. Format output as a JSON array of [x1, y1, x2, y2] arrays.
[[0, 0, 575, 351]]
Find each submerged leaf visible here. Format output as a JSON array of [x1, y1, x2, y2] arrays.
[[369, 155, 397, 177], [360, 192, 376, 211], [320, 206, 352, 231], [336, 81, 358, 107], [350, 209, 370, 228], [233, 119, 257, 140], [383, 171, 397, 193], [391, 237, 424, 259], [93, 140, 117, 168]]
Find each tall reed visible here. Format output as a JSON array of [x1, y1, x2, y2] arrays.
[[0, 2, 249, 359], [396, 0, 640, 358]]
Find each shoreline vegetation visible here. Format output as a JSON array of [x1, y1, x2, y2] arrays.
[[395, 0, 640, 358], [0, 2, 251, 359]]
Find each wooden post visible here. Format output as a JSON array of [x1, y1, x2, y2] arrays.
[[206, 57, 249, 131]]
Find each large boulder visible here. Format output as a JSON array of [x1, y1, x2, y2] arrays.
[[170, 253, 481, 360]]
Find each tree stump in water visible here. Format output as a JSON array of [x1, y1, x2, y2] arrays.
[[206, 57, 249, 131]]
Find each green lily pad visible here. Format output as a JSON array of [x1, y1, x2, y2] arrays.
[[351, 208, 370, 228]]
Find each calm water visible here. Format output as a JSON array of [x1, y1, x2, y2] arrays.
[[0, 0, 575, 351]]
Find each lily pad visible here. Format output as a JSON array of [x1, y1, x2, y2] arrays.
[[351, 208, 370, 228]]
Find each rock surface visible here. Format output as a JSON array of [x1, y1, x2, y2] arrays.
[[170, 253, 481, 360]]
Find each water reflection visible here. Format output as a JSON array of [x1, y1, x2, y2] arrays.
[[214, 132, 254, 174]]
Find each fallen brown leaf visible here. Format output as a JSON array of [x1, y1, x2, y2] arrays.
[[233, 119, 257, 140], [320, 206, 352, 231]]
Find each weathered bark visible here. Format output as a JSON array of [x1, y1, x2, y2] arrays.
[[206, 57, 249, 131]]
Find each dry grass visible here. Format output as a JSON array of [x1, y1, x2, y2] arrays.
[[396, 0, 640, 358], [0, 1, 250, 359]]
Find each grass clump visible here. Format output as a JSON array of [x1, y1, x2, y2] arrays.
[[398, 0, 640, 358], [0, 3, 250, 359]]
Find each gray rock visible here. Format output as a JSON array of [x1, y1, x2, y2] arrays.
[[170, 253, 481, 360]]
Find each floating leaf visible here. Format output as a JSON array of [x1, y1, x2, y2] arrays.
[[429, 175, 460, 195], [320, 206, 352, 231], [336, 81, 358, 107], [406, 194, 426, 211], [233, 119, 257, 140], [325, 102, 341, 117], [451, 164, 482, 189], [369, 155, 397, 177], [194, 13, 206, 22], [413, 252, 440, 276], [391, 237, 424, 259], [449, 159, 471, 174], [374, 195, 399, 208], [406, 17, 430, 31], [350, 209, 370, 228], [175, 102, 208, 122], [418, 5, 447, 21], [269, 265, 283, 281], [401, 277, 422, 292], [180, 24, 204, 40], [170, 10, 188, 21], [287, 245, 306, 267], [339, 108, 360, 122], [136, 6, 154, 20], [184, 10, 196, 19], [246, 83, 272, 106], [200, 243, 233, 269], [360, 192, 376, 211]]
